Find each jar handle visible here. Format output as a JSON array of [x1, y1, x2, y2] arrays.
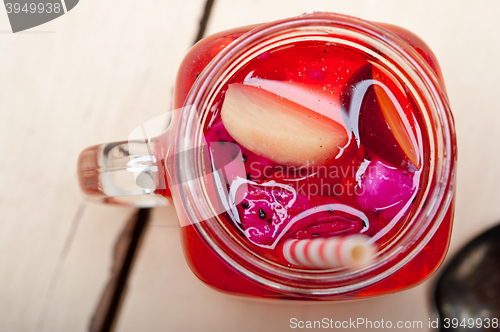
[[77, 114, 172, 207]]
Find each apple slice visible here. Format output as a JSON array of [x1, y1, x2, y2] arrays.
[[243, 78, 346, 128], [221, 83, 348, 167], [371, 63, 421, 169]]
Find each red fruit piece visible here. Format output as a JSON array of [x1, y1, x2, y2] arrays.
[[371, 63, 421, 169]]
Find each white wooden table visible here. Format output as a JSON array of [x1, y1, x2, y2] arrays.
[[1, 1, 499, 331]]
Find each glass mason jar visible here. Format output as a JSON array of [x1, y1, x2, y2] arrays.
[[78, 12, 456, 300]]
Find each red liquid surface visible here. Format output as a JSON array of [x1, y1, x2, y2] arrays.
[[172, 22, 453, 299], [204, 42, 424, 264]]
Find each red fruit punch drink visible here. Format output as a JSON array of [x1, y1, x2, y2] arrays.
[[171, 13, 456, 299]]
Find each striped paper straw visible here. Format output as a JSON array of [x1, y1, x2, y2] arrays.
[[282, 235, 376, 269]]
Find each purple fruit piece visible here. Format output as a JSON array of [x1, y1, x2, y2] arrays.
[[240, 148, 276, 182], [208, 142, 247, 184], [206, 119, 276, 182], [341, 64, 417, 172], [356, 157, 415, 220], [205, 119, 236, 143], [205, 121, 244, 182], [236, 185, 295, 246], [236, 184, 366, 247], [358, 86, 417, 172]]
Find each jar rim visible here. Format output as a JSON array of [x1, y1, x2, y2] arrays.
[[175, 12, 456, 296]]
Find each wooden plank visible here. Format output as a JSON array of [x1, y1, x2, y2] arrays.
[[38, 204, 136, 332], [114, 1, 500, 332], [0, 0, 206, 330], [87, 208, 150, 332]]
